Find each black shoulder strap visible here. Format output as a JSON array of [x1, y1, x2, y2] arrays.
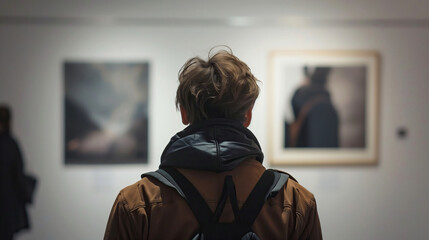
[[212, 175, 241, 223], [142, 168, 289, 228], [237, 170, 275, 226], [160, 167, 214, 226]]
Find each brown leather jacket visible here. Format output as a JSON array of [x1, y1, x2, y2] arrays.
[[104, 159, 322, 240], [105, 120, 322, 239]]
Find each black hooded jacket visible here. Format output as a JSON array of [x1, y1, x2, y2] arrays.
[[0, 133, 33, 239], [160, 118, 264, 172]]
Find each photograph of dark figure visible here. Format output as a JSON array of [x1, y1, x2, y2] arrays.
[[269, 50, 377, 165], [64, 62, 149, 164], [285, 67, 339, 148], [281, 64, 367, 150], [0, 106, 37, 240]]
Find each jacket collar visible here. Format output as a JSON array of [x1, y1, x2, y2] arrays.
[[160, 118, 263, 172]]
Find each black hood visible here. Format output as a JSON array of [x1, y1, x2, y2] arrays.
[[160, 119, 263, 172]]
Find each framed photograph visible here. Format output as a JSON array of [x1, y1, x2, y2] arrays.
[[267, 50, 380, 165], [64, 61, 149, 164]]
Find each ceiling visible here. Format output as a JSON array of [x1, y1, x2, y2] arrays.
[[1, 0, 428, 27]]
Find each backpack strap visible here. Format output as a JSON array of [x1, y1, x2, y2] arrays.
[[236, 170, 274, 226], [158, 167, 214, 226], [142, 168, 289, 227], [238, 169, 289, 226], [212, 175, 241, 223], [142, 169, 187, 198], [267, 169, 290, 199]]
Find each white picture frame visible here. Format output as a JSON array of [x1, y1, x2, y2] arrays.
[[267, 50, 380, 165]]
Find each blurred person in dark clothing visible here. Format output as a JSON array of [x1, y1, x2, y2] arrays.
[[0, 105, 36, 240], [285, 67, 339, 148]]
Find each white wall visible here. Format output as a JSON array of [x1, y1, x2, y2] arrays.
[[1, 2, 429, 240]]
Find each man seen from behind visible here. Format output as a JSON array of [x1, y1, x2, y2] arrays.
[[104, 48, 323, 240]]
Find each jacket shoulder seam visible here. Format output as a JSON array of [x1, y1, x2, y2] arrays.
[[128, 201, 164, 212]]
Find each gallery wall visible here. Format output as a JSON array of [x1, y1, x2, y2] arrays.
[[1, 2, 429, 240]]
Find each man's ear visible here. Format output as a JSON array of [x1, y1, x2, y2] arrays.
[[243, 107, 253, 128], [180, 106, 190, 125]]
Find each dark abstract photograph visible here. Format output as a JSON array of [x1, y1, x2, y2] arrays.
[[64, 62, 149, 164]]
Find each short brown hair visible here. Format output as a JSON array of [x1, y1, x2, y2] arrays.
[[176, 49, 259, 123]]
